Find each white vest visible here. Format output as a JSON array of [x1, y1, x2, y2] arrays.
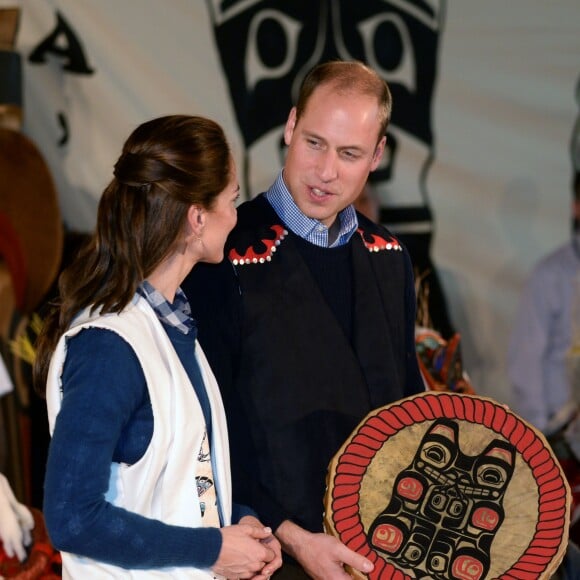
[[46, 296, 232, 579]]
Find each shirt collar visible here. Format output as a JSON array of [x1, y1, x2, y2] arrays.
[[137, 280, 196, 336], [264, 171, 358, 248]]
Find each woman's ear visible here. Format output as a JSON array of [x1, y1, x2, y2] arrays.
[[187, 205, 205, 238]]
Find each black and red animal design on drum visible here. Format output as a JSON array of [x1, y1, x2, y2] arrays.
[[368, 418, 516, 579]]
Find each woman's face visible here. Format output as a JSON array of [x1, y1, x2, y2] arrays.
[[200, 160, 240, 263]]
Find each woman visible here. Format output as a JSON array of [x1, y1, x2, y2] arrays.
[[33, 115, 282, 579]]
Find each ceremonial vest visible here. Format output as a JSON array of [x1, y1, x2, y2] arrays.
[[226, 195, 414, 531], [46, 296, 232, 579]]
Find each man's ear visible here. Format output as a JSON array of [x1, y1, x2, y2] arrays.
[[370, 136, 386, 171], [283, 107, 297, 147]]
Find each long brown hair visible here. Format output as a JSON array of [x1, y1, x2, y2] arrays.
[[34, 115, 232, 393]]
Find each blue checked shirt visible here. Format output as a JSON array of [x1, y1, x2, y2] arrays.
[[136, 280, 212, 427], [265, 171, 358, 248], [137, 280, 195, 335]]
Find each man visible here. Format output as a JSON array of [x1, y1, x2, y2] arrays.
[[183, 60, 423, 578], [508, 171, 580, 434]]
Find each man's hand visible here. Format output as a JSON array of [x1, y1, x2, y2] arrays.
[[276, 520, 374, 579], [0, 473, 34, 562], [213, 520, 280, 579]]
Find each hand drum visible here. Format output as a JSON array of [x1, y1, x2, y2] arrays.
[[324, 392, 570, 579]]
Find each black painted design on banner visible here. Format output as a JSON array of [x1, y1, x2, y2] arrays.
[[29, 10, 94, 75]]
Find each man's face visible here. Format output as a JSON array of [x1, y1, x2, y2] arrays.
[[282, 84, 385, 227]]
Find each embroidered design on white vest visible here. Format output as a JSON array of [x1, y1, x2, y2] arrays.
[[196, 430, 220, 526]]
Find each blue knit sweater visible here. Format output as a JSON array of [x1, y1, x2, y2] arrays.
[[43, 322, 252, 570]]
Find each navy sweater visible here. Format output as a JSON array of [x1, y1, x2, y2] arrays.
[[43, 324, 250, 570]]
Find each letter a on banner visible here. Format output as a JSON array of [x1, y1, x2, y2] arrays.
[[29, 10, 94, 75]]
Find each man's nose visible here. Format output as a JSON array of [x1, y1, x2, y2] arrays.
[[317, 150, 338, 182]]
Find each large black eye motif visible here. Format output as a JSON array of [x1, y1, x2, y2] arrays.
[[358, 13, 415, 94], [245, 10, 302, 92]]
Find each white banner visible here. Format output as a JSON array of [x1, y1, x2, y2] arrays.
[[2, 0, 579, 406]]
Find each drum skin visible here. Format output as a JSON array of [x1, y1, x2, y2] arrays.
[[324, 392, 570, 579]]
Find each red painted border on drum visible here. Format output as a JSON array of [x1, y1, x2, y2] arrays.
[[329, 393, 569, 579]]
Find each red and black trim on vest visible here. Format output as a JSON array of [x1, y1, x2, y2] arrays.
[[229, 224, 288, 265], [357, 228, 402, 253], [228, 223, 402, 266]]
